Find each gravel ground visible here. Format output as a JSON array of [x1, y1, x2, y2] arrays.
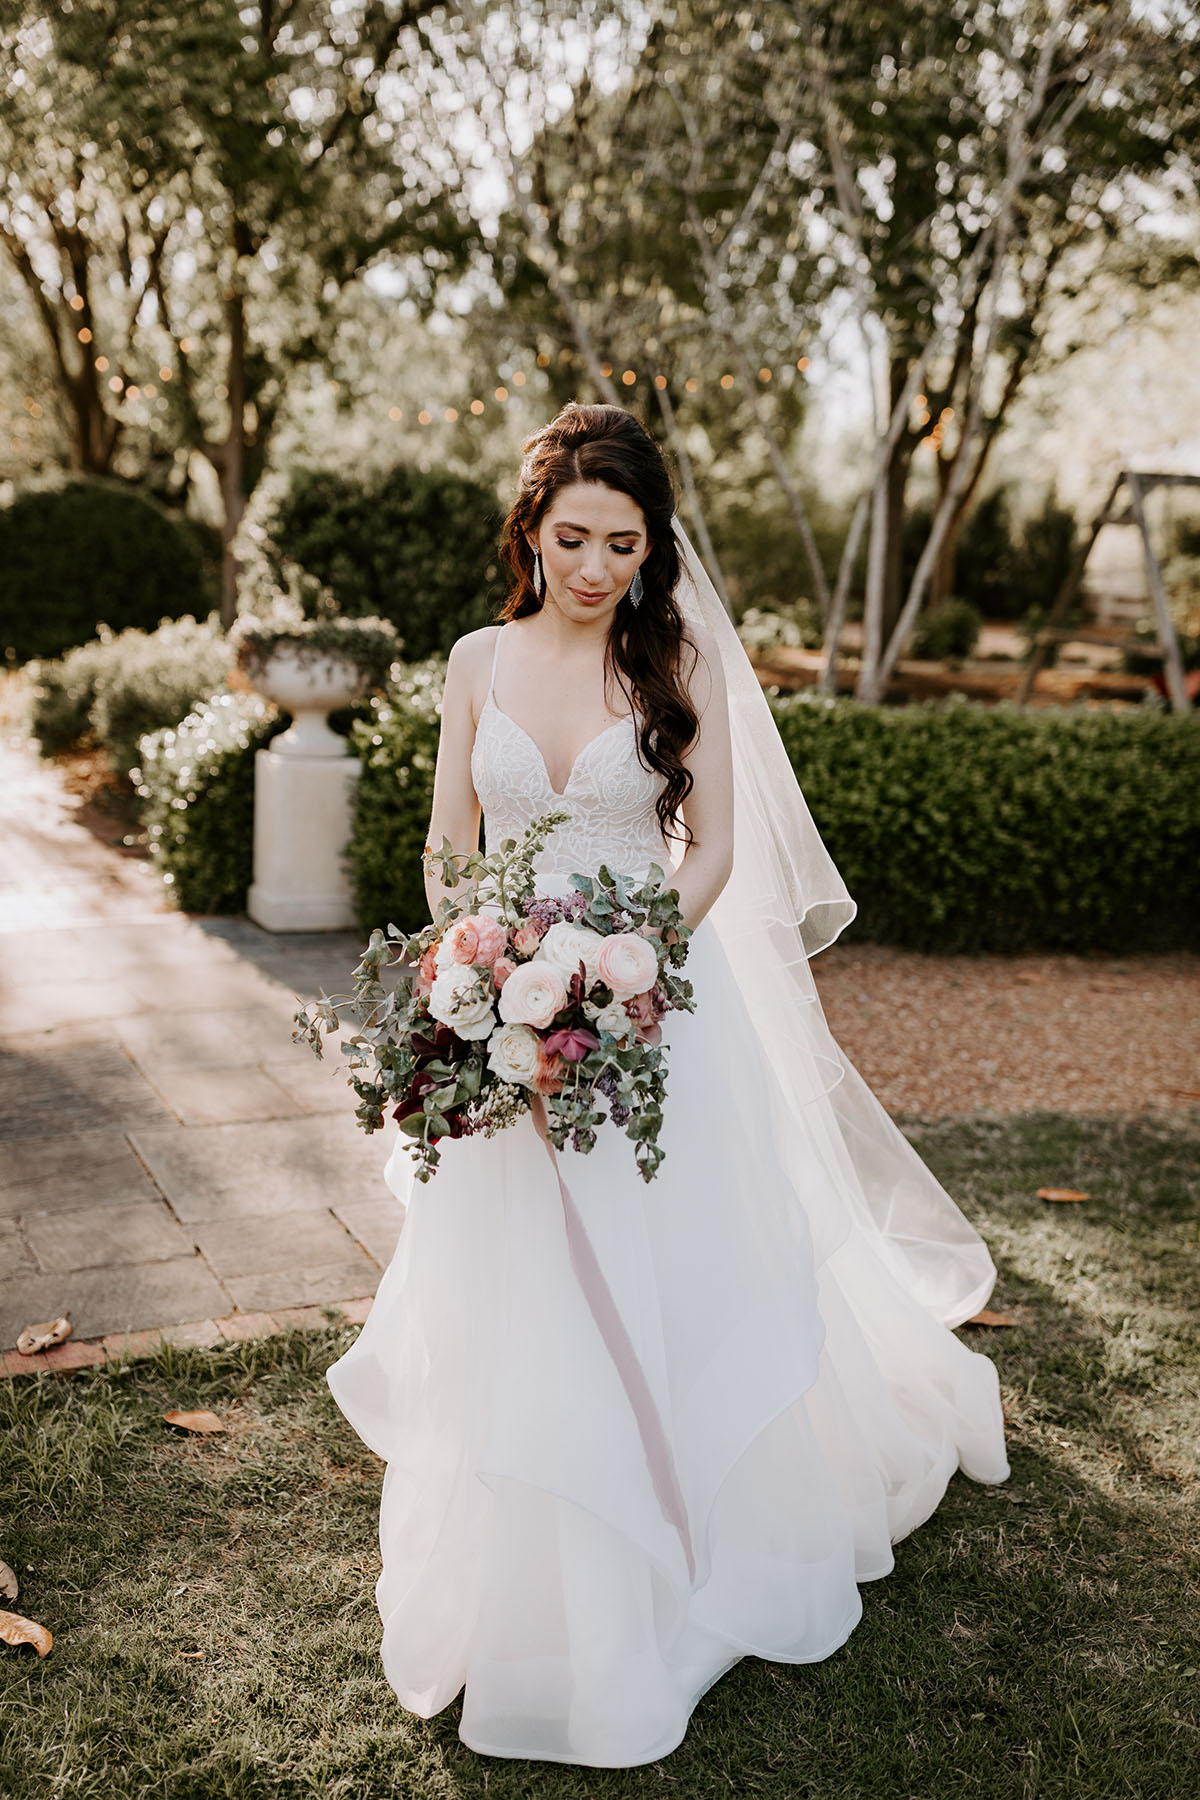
[[813, 941, 1200, 1118]]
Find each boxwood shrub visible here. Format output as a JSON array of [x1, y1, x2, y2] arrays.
[[30, 616, 233, 775], [134, 692, 287, 913], [342, 679, 1199, 954], [0, 480, 213, 663], [346, 658, 445, 937], [772, 695, 1200, 953], [129, 657, 1200, 954]]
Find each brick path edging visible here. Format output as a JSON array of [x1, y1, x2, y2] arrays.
[[0, 1295, 374, 1378]]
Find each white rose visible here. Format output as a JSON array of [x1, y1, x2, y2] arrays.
[[536, 920, 606, 987], [428, 963, 496, 1040], [487, 1020, 542, 1086], [592, 997, 634, 1041], [498, 960, 568, 1028]]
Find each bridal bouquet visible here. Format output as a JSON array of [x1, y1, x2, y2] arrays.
[[293, 810, 694, 1182]]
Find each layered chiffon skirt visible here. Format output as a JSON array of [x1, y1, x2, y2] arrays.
[[326, 911, 1009, 1766]]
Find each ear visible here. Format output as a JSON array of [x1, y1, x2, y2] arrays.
[[525, 531, 540, 555]]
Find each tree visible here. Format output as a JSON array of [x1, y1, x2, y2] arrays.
[[0, 1, 472, 623]]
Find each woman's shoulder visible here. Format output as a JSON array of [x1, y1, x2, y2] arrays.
[[445, 624, 504, 724]]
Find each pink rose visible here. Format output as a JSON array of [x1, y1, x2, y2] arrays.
[[594, 931, 659, 1000], [444, 913, 507, 966], [498, 960, 569, 1029], [471, 914, 508, 965], [492, 955, 517, 989], [511, 923, 543, 957], [416, 945, 439, 995], [444, 917, 480, 964]]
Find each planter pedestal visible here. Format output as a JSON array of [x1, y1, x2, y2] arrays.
[[248, 745, 360, 932]]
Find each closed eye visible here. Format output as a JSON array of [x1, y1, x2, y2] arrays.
[[555, 537, 636, 555]]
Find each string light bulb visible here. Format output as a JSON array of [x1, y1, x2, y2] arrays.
[[621, 368, 636, 386]]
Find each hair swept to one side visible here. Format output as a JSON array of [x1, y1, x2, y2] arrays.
[[497, 402, 700, 847]]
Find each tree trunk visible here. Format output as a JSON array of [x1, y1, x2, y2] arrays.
[[208, 277, 249, 632], [880, 438, 912, 646]]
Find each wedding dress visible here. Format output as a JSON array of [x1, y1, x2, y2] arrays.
[[327, 602, 1010, 1768]]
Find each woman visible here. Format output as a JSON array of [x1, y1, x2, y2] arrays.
[[327, 403, 1009, 1768]]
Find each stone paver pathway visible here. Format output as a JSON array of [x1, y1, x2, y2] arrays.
[[0, 736, 398, 1368]]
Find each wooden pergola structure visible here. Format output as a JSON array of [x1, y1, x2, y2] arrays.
[[1017, 469, 1196, 713]]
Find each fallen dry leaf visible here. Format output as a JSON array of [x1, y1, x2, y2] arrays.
[[178, 1649, 206, 1659], [966, 1309, 1017, 1328], [0, 1560, 17, 1601], [1037, 1187, 1090, 1203], [16, 1315, 72, 1356], [163, 1409, 225, 1435], [0, 1611, 53, 1658], [1170, 1087, 1200, 1101]]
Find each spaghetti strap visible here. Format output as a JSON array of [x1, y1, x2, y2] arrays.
[[487, 623, 505, 702]]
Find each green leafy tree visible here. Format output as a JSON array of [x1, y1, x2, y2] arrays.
[[0, 1, 472, 623]]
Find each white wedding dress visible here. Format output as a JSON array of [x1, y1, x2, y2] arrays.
[[327, 623, 1009, 1767]]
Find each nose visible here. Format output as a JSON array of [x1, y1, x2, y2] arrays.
[[579, 544, 607, 585]]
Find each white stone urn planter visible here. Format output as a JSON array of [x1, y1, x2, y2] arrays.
[[231, 615, 400, 933], [249, 645, 369, 759]]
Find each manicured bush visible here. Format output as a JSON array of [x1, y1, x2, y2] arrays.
[[264, 464, 506, 660], [339, 674, 1199, 953], [27, 635, 120, 756], [771, 695, 1200, 953], [133, 692, 287, 914], [29, 616, 233, 776], [911, 597, 982, 664], [0, 480, 213, 663], [346, 659, 445, 937]]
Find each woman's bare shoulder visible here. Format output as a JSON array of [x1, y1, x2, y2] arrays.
[[445, 624, 504, 723]]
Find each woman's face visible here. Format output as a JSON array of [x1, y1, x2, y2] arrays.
[[529, 481, 651, 626]]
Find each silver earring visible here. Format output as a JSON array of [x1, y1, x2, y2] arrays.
[[533, 549, 545, 600], [629, 569, 644, 608]]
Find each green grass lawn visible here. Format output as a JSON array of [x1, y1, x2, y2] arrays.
[[2, 1114, 1197, 1800]]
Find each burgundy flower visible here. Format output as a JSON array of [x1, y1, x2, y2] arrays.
[[542, 1024, 600, 1062]]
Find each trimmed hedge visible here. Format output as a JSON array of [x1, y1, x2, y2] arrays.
[[134, 692, 287, 913], [129, 656, 1200, 954], [346, 659, 445, 936], [772, 695, 1200, 953], [265, 464, 506, 660], [0, 481, 213, 662], [29, 616, 233, 777]]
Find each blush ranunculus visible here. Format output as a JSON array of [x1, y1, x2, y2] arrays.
[[492, 954, 517, 988], [497, 960, 569, 1029], [594, 931, 660, 1000]]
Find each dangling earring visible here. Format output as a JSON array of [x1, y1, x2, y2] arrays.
[[533, 549, 546, 601], [629, 568, 644, 609]]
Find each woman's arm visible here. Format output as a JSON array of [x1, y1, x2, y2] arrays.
[[422, 630, 491, 920], [666, 624, 734, 933]]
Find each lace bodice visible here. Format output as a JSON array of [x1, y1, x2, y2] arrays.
[[470, 625, 673, 889]]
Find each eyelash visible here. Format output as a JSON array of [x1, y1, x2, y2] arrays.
[[555, 537, 636, 555]]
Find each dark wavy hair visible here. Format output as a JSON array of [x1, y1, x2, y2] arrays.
[[497, 403, 699, 846]]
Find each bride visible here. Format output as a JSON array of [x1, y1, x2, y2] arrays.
[[326, 401, 1009, 1767]]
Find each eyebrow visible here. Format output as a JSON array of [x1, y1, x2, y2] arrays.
[[554, 521, 641, 537]]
